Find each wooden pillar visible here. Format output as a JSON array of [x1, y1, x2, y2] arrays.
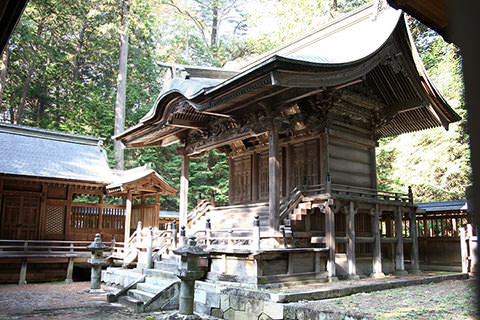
[[39, 183, 48, 239], [370, 205, 385, 278], [395, 207, 407, 274], [19, 260, 27, 285], [409, 207, 420, 272], [65, 186, 74, 239], [154, 194, 160, 228], [268, 126, 280, 230], [179, 154, 189, 230], [319, 132, 329, 185], [252, 152, 258, 202], [124, 193, 132, 243], [285, 144, 293, 192], [325, 200, 336, 279], [65, 258, 74, 283], [346, 201, 358, 279], [98, 194, 104, 230]]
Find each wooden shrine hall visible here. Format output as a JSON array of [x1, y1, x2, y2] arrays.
[[0, 122, 176, 243], [0, 123, 176, 283], [116, 2, 460, 282]]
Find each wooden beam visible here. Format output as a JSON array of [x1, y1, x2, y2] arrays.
[[179, 154, 189, 230], [168, 118, 208, 130], [124, 193, 133, 243], [268, 126, 280, 230]]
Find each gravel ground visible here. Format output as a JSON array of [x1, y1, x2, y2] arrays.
[[0, 282, 167, 320], [0, 279, 477, 319], [296, 279, 478, 320]]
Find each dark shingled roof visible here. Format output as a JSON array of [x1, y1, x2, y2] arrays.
[[0, 122, 114, 183], [416, 200, 468, 212]]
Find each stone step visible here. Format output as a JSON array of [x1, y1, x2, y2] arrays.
[[137, 282, 169, 295], [118, 295, 144, 313], [129, 288, 155, 302], [143, 268, 177, 281], [153, 260, 177, 272], [102, 268, 142, 287]]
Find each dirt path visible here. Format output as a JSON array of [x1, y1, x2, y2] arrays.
[[0, 282, 160, 320], [0, 279, 477, 319]]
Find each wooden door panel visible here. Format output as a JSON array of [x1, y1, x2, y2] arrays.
[[1, 194, 40, 239]]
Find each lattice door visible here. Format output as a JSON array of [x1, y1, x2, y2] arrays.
[[45, 206, 65, 234]]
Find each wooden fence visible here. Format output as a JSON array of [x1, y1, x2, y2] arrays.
[[415, 210, 473, 269]]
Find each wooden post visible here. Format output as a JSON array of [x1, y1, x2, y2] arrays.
[[124, 193, 132, 243], [98, 194, 104, 230], [285, 144, 293, 192], [65, 186, 74, 239], [370, 205, 384, 278], [325, 201, 336, 279], [268, 126, 280, 230], [467, 224, 476, 274], [394, 207, 407, 274], [252, 152, 258, 202], [19, 260, 27, 285], [346, 201, 358, 279], [409, 207, 420, 273], [206, 219, 212, 249], [39, 183, 48, 239], [460, 227, 468, 273], [319, 132, 330, 187], [179, 154, 189, 230], [154, 193, 160, 228], [65, 258, 74, 283], [253, 216, 260, 251]]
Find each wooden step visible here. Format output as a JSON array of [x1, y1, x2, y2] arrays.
[[298, 201, 312, 210]]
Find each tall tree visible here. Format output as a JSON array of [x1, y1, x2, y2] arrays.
[[114, 0, 130, 170]]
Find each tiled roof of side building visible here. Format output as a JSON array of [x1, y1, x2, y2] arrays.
[[0, 122, 114, 183], [416, 200, 468, 212]]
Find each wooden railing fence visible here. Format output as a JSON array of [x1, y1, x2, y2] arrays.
[[71, 203, 125, 231]]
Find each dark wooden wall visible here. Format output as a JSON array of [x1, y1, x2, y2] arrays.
[[0, 178, 125, 242], [229, 125, 376, 205]]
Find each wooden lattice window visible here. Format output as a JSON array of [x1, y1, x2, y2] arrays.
[[45, 206, 65, 234]]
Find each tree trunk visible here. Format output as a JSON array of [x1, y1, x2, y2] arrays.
[[210, 4, 218, 48], [15, 62, 35, 125], [73, 20, 87, 82], [0, 46, 9, 111], [113, 0, 130, 170]]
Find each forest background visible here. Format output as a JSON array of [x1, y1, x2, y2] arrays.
[[0, 0, 469, 210]]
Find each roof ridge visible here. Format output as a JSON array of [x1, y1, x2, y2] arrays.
[[0, 122, 103, 146]]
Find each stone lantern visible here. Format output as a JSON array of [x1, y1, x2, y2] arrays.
[[173, 236, 207, 316], [86, 233, 109, 291]]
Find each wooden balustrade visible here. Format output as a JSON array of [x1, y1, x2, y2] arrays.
[[71, 203, 125, 231]]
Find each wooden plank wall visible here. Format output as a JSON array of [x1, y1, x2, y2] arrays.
[[328, 127, 376, 188]]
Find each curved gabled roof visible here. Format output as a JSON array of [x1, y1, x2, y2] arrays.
[[117, 3, 460, 149]]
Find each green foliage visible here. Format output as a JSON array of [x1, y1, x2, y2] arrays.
[[376, 17, 470, 202], [2, 0, 470, 210]]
